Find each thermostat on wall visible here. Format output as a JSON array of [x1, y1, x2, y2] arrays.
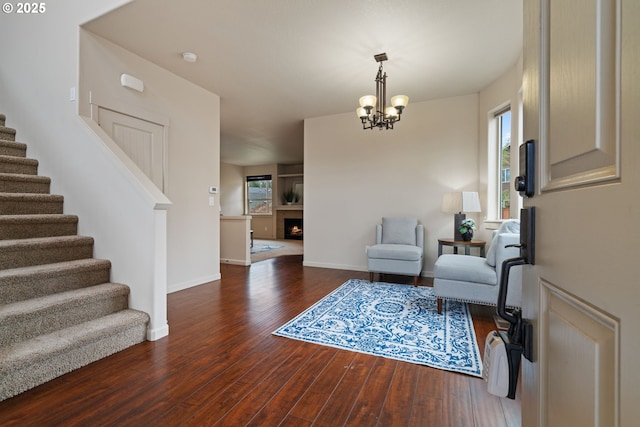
[[209, 187, 218, 194]]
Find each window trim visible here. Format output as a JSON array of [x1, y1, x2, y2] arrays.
[[496, 107, 512, 220], [488, 103, 512, 221], [245, 174, 273, 216]]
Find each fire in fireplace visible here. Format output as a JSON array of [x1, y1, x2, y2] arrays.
[[284, 218, 303, 240]]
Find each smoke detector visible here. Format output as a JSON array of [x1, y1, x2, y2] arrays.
[[182, 52, 198, 63]]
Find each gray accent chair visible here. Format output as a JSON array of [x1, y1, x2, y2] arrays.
[[366, 217, 424, 286], [433, 220, 522, 313]]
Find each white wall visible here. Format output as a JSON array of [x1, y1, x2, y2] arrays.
[[79, 31, 221, 294], [220, 162, 245, 216], [220, 216, 252, 265], [304, 94, 479, 276]]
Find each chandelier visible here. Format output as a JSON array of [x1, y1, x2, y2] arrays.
[[356, 53, 409, 130]]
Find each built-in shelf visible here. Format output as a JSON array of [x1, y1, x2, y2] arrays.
[[278, 163, 303, 175], [277, 163, 304, 208], [276, 205, 303, 211], [277, 173, 303, 178]]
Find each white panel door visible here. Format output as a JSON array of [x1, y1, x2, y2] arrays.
[[522, 1, 639, 426], [98, 107, 166, 192]]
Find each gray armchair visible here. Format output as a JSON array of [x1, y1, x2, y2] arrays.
[[366, 217, 424, 286], [433, 220, 522, 313]]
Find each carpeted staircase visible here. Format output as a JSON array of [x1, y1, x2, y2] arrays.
[[0, 114, 150, 401]]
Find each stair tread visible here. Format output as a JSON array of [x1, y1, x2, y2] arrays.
[[0, 192, 62, 202], [0, 193, 64, 215], [0, 282, 129, 319], [0, 236, 94, 270], [0, 259, 112, 305], [0, 139, 26, 148], [0, 173, 49, 182], [0, 235, 93, 249], [0, 258, 110, 279], [0, 214, 78, 224], [0, 126, 16, 135], [0, 155, 37, 165], [0, 309, 149, 366]]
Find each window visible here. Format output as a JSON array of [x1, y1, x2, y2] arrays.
[[496, 107, 511, 219], [246, 175, 273, 215]]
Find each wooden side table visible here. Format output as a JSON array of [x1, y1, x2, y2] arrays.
[[438, 238, 486, 257]]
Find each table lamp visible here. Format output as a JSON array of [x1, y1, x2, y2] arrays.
[[442, 192, 481, 241]]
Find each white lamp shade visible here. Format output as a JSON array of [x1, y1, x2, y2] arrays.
[[442, 191, 481, 213], [385, 106, 399, 118], [462, 192, 481, 212], [356, 107, 368, 119], [359, 95, 377, 108], [391, 95, 409, 108]]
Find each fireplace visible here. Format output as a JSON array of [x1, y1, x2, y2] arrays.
[[284, 218, 303, 240]]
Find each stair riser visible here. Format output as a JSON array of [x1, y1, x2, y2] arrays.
[[0, 221, 78, 240], [0, 179, 50, 194], [0, 295, 128, 347], [0, 242, 93, 270], [0, 161, 37, 175], [0, 198, 64, 215], [0, 262, 111, 304], [0, 144, 26, 158], [0, 128, 16, 142]]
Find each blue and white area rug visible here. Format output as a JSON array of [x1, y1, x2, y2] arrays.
[[250, 243, 284, 254], [272, 279, 482, 377]]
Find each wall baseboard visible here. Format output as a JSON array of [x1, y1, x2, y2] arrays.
[[302, 261, 433, 278], [302, 260, 366, 272], [147, 323, 169, 341], [220, 258, 251, 266], [168, 273, 221, 294]]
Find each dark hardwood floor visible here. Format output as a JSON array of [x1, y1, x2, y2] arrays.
[[0, 255, 521, 426]]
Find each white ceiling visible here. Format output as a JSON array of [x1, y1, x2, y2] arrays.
[[83, 0, 523, 166]]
